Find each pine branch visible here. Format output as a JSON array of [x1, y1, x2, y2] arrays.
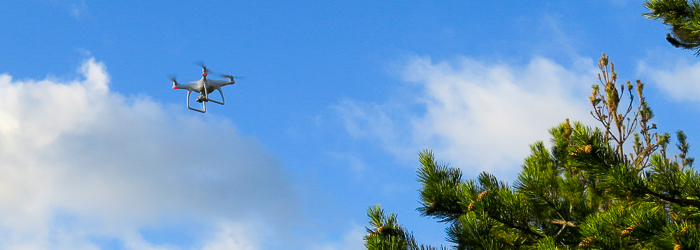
[[487, 214, 545, 240], [644, 0, 700, 54], [364, 53, 700, 250], [417, 150, 466, 222], [644, 189, 700, 207]]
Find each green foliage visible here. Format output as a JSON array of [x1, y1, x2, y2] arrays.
[[417, 153, 465, 223], [364, 205, 445, 250], [364, 54, 700, 249], [644, 0, 700, 54], [364, 204, 415, 250]]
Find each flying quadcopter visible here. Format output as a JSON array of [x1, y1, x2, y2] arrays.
[[171, 64, 237, 113]]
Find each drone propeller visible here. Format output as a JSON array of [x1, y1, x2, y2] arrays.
[[195, 62, 211, 78], [166, 74, 178, 82], [167, 75, 179, 89], [195, 62, 209, 72], [219, 74, 246, 82], [195, 62, 240, 80], [220, 74, 245, 80]]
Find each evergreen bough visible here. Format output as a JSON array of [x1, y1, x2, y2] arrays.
[[645, 0, 700, 54], [364, 54, 700, 249]]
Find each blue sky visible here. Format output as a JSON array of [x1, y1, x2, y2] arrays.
[[2, 0, 700, 249]]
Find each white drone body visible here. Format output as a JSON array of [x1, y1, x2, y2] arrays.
[[171, 65, 236, 113]]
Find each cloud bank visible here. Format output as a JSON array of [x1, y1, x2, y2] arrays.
[[639, 57, 700, 102], [338, 56, 597, 178], [0, 58, 296, 249]]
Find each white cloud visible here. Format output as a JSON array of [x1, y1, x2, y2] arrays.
[[199, 222, 261, 250], [48, 0, 89, 18], [69, 0, 88, 18], [310, 224, 364, 250], [338, 55, 597, 178], [0, 58, 297, 249], [638, 57, 700, 102]]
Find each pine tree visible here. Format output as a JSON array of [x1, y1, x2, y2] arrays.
[[365, 205, 445, 250], [364, 54, 700, 249], [644, 0, 700, 53]]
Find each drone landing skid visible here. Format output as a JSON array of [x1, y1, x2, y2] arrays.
[[208, 88, 225, 105], [186, 91, 206, 113], [186, 89, 226, 113]]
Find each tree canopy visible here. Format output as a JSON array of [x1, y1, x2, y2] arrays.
[[645, 0, 700, 53], [364, 54, 700, 249]]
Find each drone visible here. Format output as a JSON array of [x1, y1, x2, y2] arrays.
[[171, 64, 237, 113]]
